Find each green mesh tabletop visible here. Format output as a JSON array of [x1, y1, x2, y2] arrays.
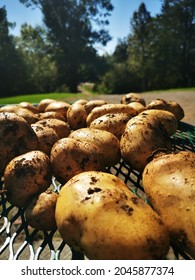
[[0, 122, 194, 260]]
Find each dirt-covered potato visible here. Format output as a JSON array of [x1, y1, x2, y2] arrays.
[[50, 137, 104, 184], [0, 105, 39, 124], [142, 150, 195, 259], [67, 103, 88, 130], [36, 118, 71, 138], [121, 93, 146, 106], [69, 128, 121, 167], [89, 113, 132, 139], [18, 102, 39, 114], [25, 190, 58, 231], [86, 103, 138, 126], [4, 150, 52, 208], [0, 112, 38, 175], [37, 111, 67, 122], [31, 123, 60, 156], [147, 98, 184, 121], [139, 109, 178, 136], [120, 114, 172, 171], [45, 100, 71, 119], [37, 98, 56, 112], [84, 99, 107, 114], [55, 171, 170, 260], [127, 101, 146, 113], [73, 99, 88, 105]]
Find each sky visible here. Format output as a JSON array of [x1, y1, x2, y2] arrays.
[[1, 0, 162, 54]]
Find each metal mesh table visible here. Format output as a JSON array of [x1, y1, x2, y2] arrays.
[[0, 122, 194, 260]]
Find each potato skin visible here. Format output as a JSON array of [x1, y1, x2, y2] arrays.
[[4, 150, 52, 208], [36, 118, 71, 138], [142, 150, 195, 258], [120, 114, 172, 171], [50, 137, 104, 184], [69, 128, 121, 167], [89, 113, 132, 140], [0, 112, 38, 174], [139, 109, 178, 136], [31, 123, 60, 156], [86, 103, 137, 125], [147, 99, 184, 121], [25, 190, 58, 231], [55, 171, 170, 260], [121, 93, 146, 106], [67, 103, 88, 130]]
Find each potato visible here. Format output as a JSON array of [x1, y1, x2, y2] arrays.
[[31, 123, 60, 156], [86, 103, 137, 126], [25, 190, 58, 231], [0, 105, 39, 124], [4, 150, 52, 208], [147, 98, 184, 121], [73, 99, 88, 105], [0, 112, 38, 175], [45, 100, 71, 119], [121, 93, 146, 106], [89, 113, 132, 139], [67, 103, 88, 130], [139, 109, 178, 136], [18, 102, 39, 114], [127, 101, 146, 113], [84, 99, 107, 114], [50, 137, 104, 184], [37, 111, 67, 122], [69, 128, 121, 167], [120, 114, 172, 171], [55, 171, 170, 260], [142, 150, 195, 258], [36, 118, 71, 138], [37, 98, 56, 112]]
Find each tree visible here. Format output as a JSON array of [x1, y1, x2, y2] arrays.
[[127, 3, 152, 91], [160, 0, 195, 87], [0, 6, 25, 97], [19, 0, 113, 92], [15, 24, 57, 93]]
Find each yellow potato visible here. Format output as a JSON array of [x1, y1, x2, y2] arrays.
[[142, 150, 195, 259], [25, 190, 58, 231], [89, 112, 132, 139], [139, 109, 178, 136], [50, 137, 104, 183], [55, 171, 170, 260], [121, 93, 146, 106], [69, 128, 121, 167], [0, 112, 38, 175], [31, 123, 60, 156], [4, 150, 52, 208], [36, 118, 71, 138], [147, 99, 184, 121], [120, 114, 172, 171], [0, 105, 39, 124], [86, 103, 137, 125], [67, 103, 88, 130]]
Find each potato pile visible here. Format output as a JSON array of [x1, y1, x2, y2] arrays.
[[0, 94, 194, 259]]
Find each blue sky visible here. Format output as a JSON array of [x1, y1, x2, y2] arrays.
[[1, 0, 162, 54]]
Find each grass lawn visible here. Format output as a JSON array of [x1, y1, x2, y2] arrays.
[[0, 92, 87, 105]]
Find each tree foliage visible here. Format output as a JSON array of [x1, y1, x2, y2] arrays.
[[99, 0, 195, 93], [19, 0, 113, 92], [0, 6, 26, 97]]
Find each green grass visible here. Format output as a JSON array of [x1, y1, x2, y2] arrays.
[[0, 92, 87, 105]]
